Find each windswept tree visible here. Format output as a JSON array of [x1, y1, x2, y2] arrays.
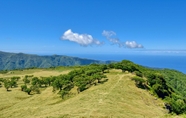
[[31, 77, 40, 86], [4, 79, 10, 91], [9, 76, 20, 88], [52, 74, 72, 92], [21, 85, 27, 91], [40, 77, 51, 87], [11, 76, 20, 81], [30, 85, 40, 94], [23, 77, 30, 85], [0, 78, 4, 87], [74, 76, 88, 93], [25, 88, 31, 95]]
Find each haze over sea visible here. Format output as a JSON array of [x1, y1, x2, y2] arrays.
[[66, 54, 186, 74]]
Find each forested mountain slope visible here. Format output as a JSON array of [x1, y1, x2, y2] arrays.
[[0, 51, 107, 70]]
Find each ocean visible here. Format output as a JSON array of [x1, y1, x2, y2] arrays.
[[68, 54, 186, 74]]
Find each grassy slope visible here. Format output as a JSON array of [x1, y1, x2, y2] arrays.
[[0, 69, 170, 118]]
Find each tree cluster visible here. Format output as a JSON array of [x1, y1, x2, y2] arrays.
[[52, 64, 108, 98], [0, 76, 20, 91]]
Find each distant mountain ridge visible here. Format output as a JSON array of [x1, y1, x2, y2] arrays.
[[0, 51, 109, 70]]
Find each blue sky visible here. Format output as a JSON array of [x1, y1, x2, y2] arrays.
[[0, 0, 186, 55]]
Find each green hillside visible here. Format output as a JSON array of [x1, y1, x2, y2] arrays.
[[1, 60, 186, 117], [0, 51, 108, 70], [0, 68, 167, 118]]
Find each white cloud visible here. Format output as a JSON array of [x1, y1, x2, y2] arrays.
[[125, 41, 143, 48], [61, 29, 102, 46], [102, 30, 116, 37], [102, 30, 121, 46], [102, 30, 144, 48]]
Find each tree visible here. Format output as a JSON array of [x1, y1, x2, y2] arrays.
[[21, 85, 27, 91], [52, 77, 63, 91], [0, 78, 4, 87], [31, 77, 40, 85], [23, 77, 30, 85], [4, 80, 10, 91], [74, 76, 88, 93], [60, 90, 69, 99], [9, 79, 17, 88], [44, 77, 51, 86], [11, 76, 20, 81], [52, 75, 72, 92], [25, 88, 31, 95], [30, 85, 40, 94]]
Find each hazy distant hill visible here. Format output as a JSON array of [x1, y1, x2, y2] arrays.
[[0, 51, 108, 70]]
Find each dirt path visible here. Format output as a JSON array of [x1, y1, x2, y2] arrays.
[[86, 74, 125, 117]]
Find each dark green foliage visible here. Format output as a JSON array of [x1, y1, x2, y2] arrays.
[[115, 60, 139, 73], [3, 77, 18, 90], [131, 76, 146, 89], [108, 63, 115, 69], [127, 63, 186, 114], [31, 77, 40, 86], [60, 90, 69, 99], [52, 75, 73, 92], [0, 78, 4, 87], [74, 76, 90, 92], [23, 77, 30, 85], [9, 80, 17, 88], [21, 85, 27, 91], [52, 64, 108, 94], [9, 76, 19, 88], [42, 77, 51, 86], [0, 70, 8, 74], [135, 71, 143, 77], [25, 88, 31, 95], [3, 79, 10, 91], [11, 76, 20, 81], [0, 78, 4, 82]]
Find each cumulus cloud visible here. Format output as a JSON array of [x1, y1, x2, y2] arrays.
[[61, 29, 102, 46], [125, 41, 143, 48], [102, 30, 144, 48]]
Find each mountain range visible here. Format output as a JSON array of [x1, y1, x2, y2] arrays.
[[0, 51, 109, 70]]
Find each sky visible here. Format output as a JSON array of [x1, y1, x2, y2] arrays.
[[0, 0, 186, 56]]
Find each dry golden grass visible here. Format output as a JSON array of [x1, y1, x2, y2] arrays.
[[0, 69, 183, 118], [0, 68, 72, 79]]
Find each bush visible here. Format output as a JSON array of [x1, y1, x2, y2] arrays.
[[135, 71, 143, 77], [131, 76, 146, 89]]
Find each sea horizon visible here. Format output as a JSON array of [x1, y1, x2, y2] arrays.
[[64, 54, 186, 74]]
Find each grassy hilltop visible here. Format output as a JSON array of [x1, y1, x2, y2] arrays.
[[0, 68, 166, 118], [0, 61, 186, 118]]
